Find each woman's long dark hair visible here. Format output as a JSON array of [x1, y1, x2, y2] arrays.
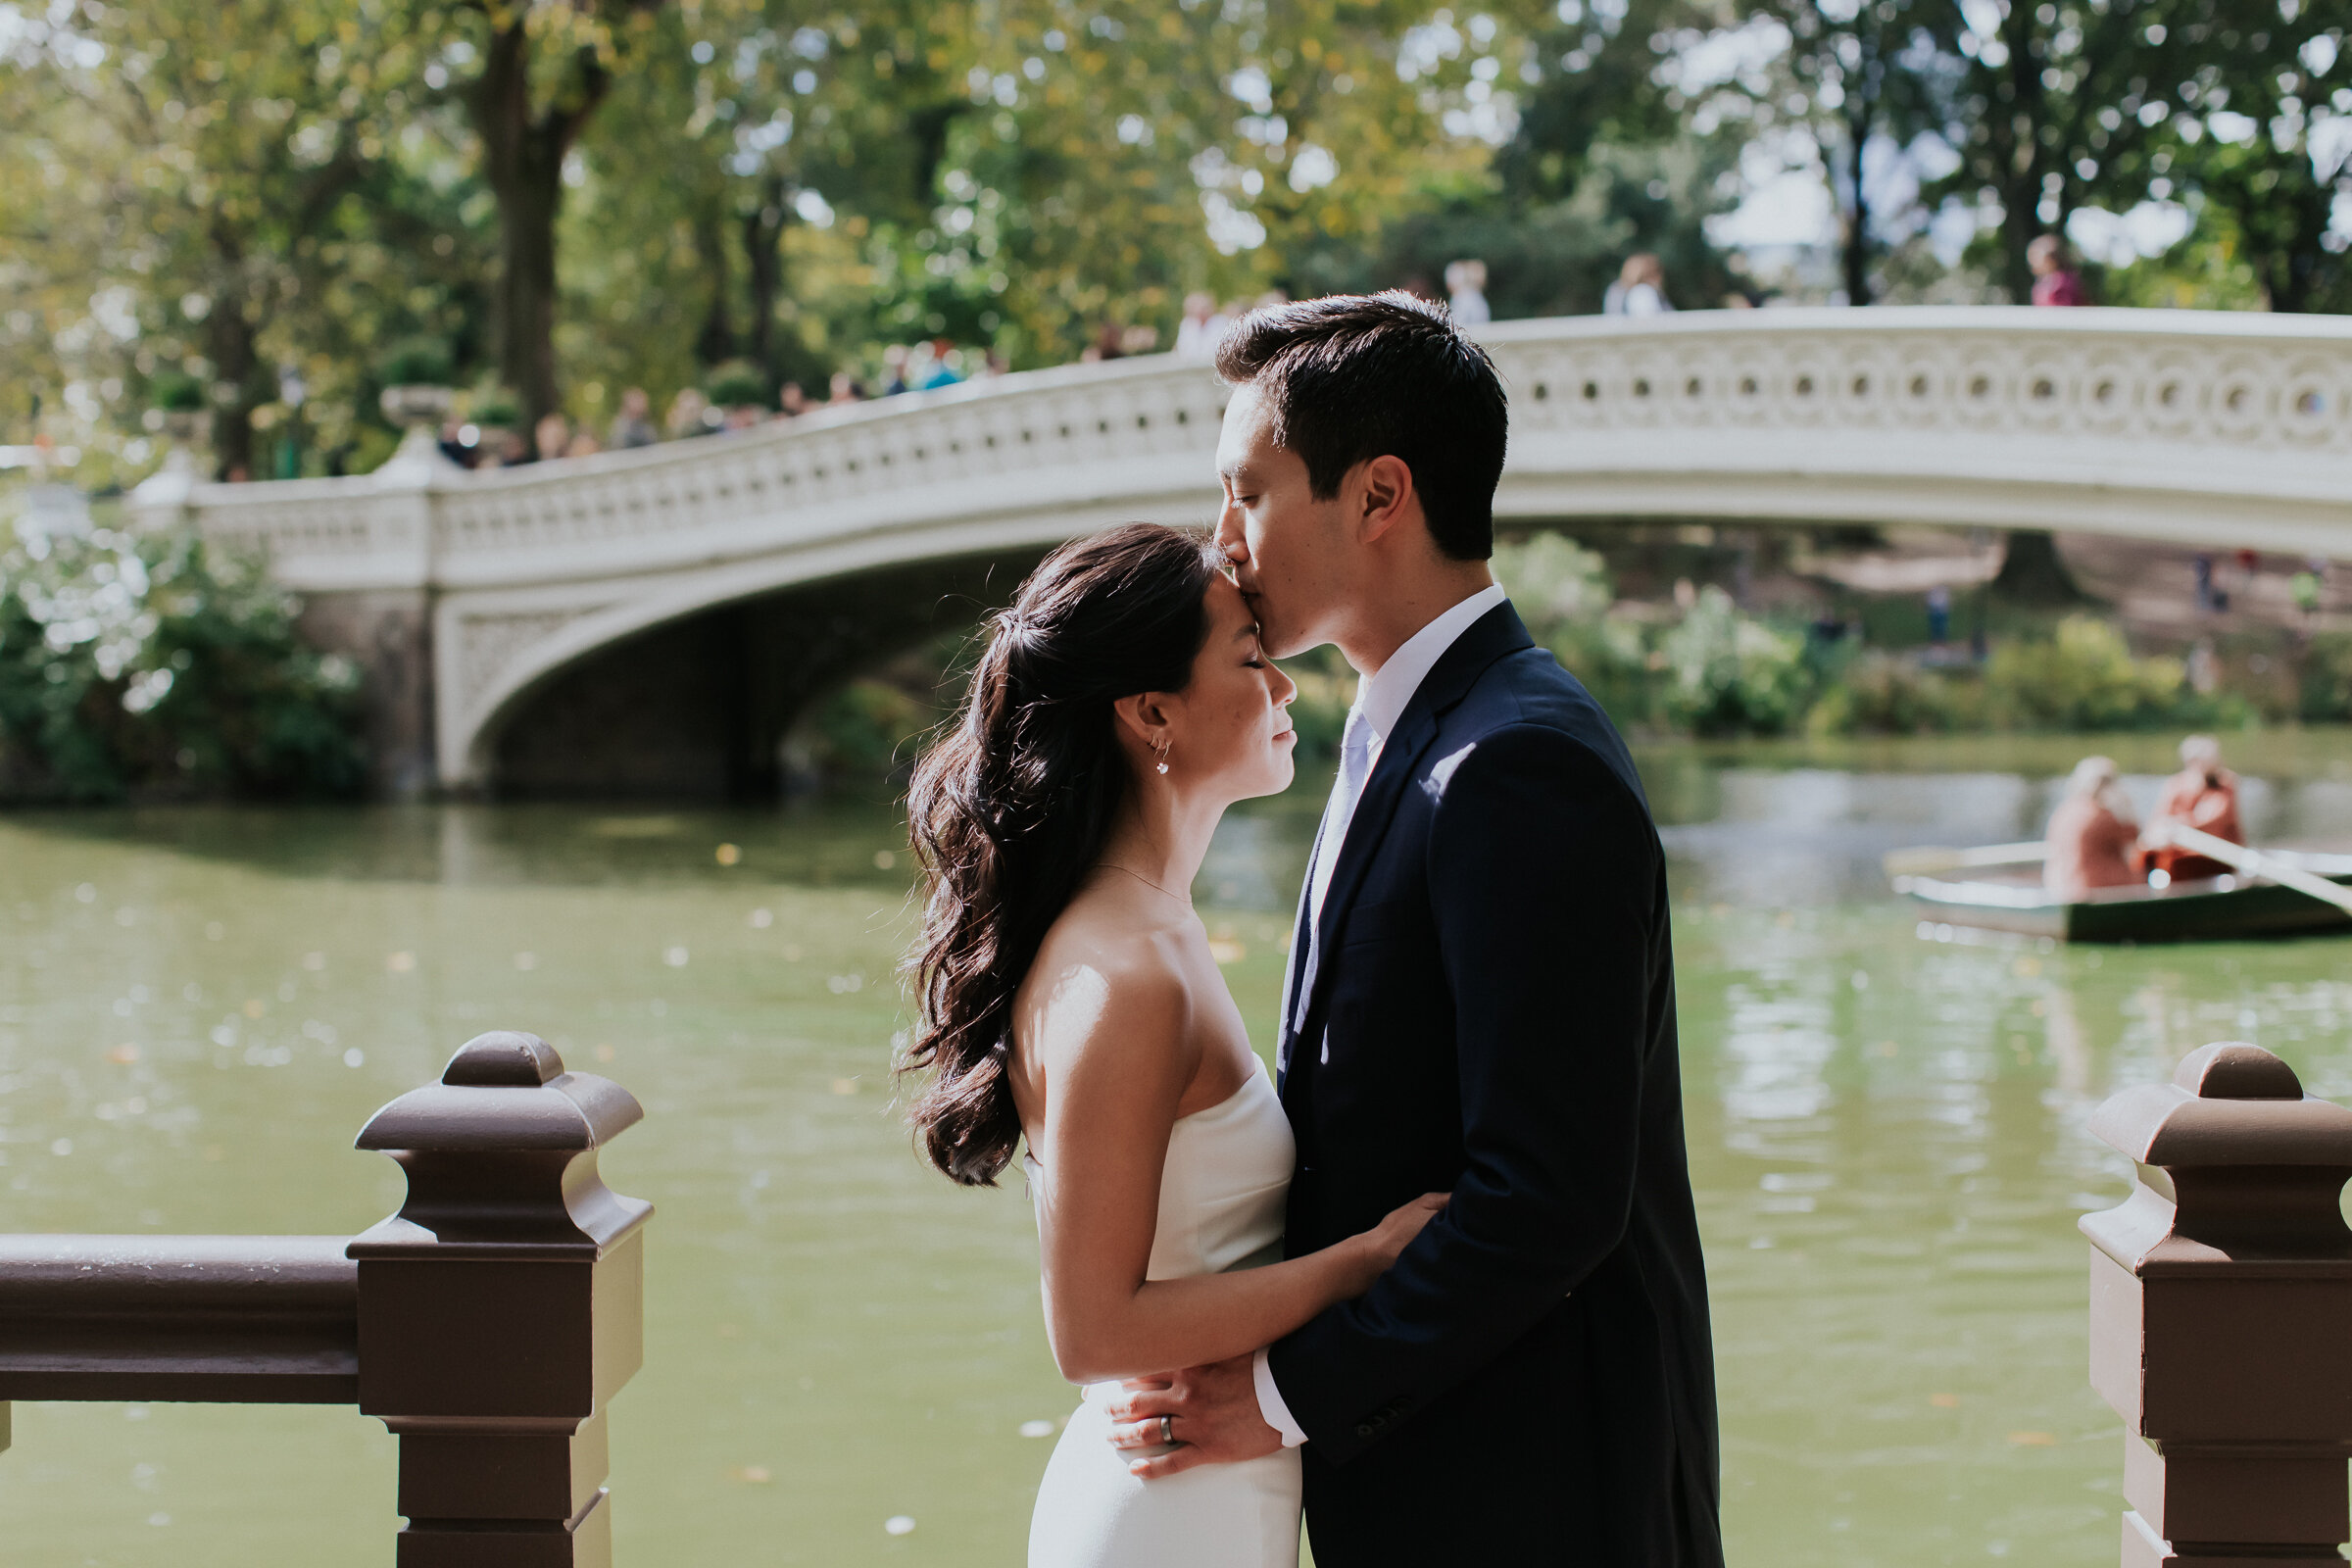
[[902, 523, 1223, 1186]]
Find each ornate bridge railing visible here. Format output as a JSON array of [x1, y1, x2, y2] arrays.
[[0, 1032, 648, 1566], [127, 306, 2352, 789]]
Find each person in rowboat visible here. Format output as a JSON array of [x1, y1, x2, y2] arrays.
[[2045, 756, 2141, 899], [2140, 735, 2243, 883]]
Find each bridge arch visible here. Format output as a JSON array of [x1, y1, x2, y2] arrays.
[[135, 306, 2352, 793]]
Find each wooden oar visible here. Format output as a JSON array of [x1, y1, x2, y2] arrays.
[[2151, 822, 2352, 918], [1882, 841, 2048, 878]]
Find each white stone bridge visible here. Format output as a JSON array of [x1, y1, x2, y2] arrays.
[[130, 306, 2352, 797]]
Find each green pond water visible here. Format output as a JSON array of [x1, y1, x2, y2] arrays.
[[4, 730, 2352, 1566]]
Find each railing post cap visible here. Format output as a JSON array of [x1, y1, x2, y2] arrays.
[[441, 1030, 564, 1087], [2086, 1043, 2352, 1171], [2176, 1041, 2303, 1100], [354, 1032, 642, 1156]]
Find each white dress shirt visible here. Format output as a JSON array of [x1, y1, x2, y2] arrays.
[[1254, 581, 1508, 1447]]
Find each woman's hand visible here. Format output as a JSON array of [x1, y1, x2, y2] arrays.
[[1344, 1192, 1449, 1295]]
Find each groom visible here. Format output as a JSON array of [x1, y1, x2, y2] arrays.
[[1106, 293, 1723, 1563]]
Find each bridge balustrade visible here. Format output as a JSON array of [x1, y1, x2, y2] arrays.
[[0, 1031, 648, 1566], [123, 307, 2352, 792]]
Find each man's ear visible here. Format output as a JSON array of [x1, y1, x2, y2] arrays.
[[1352, 455, 1417, 544]]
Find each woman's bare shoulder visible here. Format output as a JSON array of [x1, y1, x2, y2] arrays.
[[1019, 893, 1198, 1062]]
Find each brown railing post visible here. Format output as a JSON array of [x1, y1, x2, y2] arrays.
[[2082, 1042, 2352, 1566], [350, 1031, 652, 1567]]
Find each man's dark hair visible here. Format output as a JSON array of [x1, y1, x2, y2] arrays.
[[1214, 291, 1508, 561]]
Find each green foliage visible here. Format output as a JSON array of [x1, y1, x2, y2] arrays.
[[703, 360, 772, 410], [1657, 586, 1812, 736], [0, 504, 367, 803], [2300, 634, 2352, 723], [1491, 533, 1653, 720], [796, 676, 933, 788], [469, 387, 523, 429], [1983, 614, 2192, 731], [377, 337, 457, 388], [1805, 653, 1976, 735], [148, 371, 207, 414]]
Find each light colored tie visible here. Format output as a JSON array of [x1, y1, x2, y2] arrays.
[[1310, 707, 1376, 925], [1289, 708, 1374, 1044]]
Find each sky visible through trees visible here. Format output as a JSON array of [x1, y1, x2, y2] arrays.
[[1, 0, 2346, 482]]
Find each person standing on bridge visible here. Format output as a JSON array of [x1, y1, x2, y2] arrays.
[[2029, 235, 2088, 307]]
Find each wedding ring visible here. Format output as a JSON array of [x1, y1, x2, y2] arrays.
[[1159, 1414, 1176, 1447]]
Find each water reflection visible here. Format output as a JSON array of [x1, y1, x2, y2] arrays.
[[2, 737, 2350, 1564]]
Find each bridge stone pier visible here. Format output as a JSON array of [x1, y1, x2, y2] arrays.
[[130, 306, 2352, 799]]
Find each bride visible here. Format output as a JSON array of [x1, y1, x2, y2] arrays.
[[900, 523, 1446, 1568]]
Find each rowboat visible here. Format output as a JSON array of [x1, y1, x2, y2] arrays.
[[1885, 839, 2352, 944]]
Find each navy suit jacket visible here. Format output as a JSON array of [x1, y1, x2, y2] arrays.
[[1268, 602, 1723, 1565]]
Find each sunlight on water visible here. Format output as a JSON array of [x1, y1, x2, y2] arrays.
[[1, 731, 2350, 1564]]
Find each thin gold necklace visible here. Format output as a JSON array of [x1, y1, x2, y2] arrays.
[[1099, 862, 1190, 906]]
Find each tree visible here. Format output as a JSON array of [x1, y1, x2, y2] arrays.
[[1740, 0, 1960, 303], [2141, 0, 2351, 312], [445, 0, 665, 428], [1926, 0, 2185, 301], [3, 0, 433, 478]]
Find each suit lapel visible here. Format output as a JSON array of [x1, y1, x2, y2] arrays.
[[1275, 855, 1315, 1088], [1285, 603, 1535, 1082]]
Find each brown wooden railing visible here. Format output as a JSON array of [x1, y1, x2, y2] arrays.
[[2083, 1040, 2352, 1566], [0, 1031, 650, 1566]]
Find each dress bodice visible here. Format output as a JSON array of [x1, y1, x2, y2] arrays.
[[1025, 1056, 1292, 1279]]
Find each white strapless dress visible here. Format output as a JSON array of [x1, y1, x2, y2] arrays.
[[1025, 1058, 1302, 1568]]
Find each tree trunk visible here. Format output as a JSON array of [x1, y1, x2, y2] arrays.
[[204, 222, 262, 483], [741, 175, 787, 395], [466, 20, 614, 431], [1840, 100, 1874, 306], [1991, 529, 2089, 605], [1991, 4, 2046, 303], [693, 203, 735, 369]]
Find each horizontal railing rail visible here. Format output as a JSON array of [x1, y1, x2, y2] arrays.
[[0, 1234, 358, 1402], [0, 1031, 649, 1567]]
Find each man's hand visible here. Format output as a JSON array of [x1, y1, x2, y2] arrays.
[[1102, 1352, 1284, 1480]]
